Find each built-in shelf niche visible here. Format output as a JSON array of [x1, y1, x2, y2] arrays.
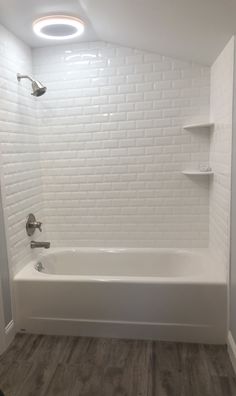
[[182, 121, 214, 176]]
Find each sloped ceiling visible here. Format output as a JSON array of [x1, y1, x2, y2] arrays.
[[0, 0, 236, 64]]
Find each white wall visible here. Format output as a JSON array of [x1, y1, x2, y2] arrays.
[[208, 37, 236, 368], [33, 42, 210, 248], [209, 37, 234, 273], [0, 24, 43, 277], [230, 37, 236, 360]]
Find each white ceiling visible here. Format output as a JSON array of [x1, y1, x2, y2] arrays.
[[0, 0, 236, 65]]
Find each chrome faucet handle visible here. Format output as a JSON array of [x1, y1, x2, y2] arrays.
[[26, 214, 43, 236], [35, 221, 42, 232]]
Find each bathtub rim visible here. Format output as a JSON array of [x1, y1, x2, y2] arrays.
[[14, 247, 226, 285]]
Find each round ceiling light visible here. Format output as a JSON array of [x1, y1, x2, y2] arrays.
[[33, 15, 85, 40]]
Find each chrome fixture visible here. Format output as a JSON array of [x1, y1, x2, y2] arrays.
[[26, 213, 42, 236], [31, 241, 50, 249], [35, 262, 45, 272], [17, 73, 47, 97]]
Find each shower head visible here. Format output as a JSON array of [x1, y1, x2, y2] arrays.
[[31, 80, 47, 97], [17, 73, 47, 97]]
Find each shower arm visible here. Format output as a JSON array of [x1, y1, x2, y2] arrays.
[[17, 73, 34, 82]]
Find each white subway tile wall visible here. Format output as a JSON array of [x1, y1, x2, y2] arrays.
[[33, 42, 210, 247], [0, 25, 43, 273], [209, 38, 234, 271]]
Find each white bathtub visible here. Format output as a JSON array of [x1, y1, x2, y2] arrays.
[[14, 248, 227, 343]]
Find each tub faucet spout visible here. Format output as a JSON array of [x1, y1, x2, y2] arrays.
[[31, 241, 50, 249]]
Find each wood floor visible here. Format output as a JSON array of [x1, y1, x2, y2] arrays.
[[0, 334, 235, 396]]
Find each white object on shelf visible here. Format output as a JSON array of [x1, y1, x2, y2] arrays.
[[182, 170, 214, 175], [200, 165, 212, 172], [183, 122, 214, 130]]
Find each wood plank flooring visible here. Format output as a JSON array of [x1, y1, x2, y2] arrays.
[[0, 333, 235, 395]]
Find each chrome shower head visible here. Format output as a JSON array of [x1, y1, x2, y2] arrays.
[[31, 80, 47, 97], [17, 73, 47, 97]]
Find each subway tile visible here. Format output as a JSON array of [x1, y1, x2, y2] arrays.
[[0, 35, 212, 260]]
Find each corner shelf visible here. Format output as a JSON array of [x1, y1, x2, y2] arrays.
[[183, 122, 214, 131], [182, 170, 214, 176]]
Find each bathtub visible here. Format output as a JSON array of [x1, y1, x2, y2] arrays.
[[14, 248, 227, 343]]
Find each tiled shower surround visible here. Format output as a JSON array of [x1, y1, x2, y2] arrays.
[[1, 24, 233, 274], [33, 42, 210, 248]]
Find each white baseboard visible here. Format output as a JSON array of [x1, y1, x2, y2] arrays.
[[5, 320, 15, 349], [228, 331, 236, 374], [17, 316, 226, 344]]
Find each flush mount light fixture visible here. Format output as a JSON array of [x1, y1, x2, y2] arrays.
[[33, 15, 84, 40]]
